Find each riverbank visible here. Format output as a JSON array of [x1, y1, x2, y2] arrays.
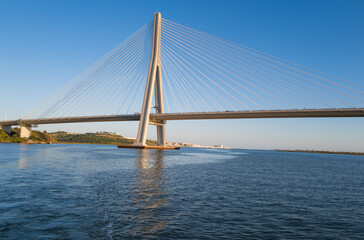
[[1, 129, 229, 149], [0, 129, 150, 146]]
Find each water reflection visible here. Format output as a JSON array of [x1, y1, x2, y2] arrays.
[[18, 157, 28, 169], [125, 149, 169, 237], [101, 149, 170, 238], [18, 144, 29, 169]]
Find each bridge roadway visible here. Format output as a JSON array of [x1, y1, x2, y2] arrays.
[[1, 108, 364, 126]]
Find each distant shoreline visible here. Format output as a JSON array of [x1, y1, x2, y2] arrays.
[[276, 149, 364, 156], [1, 142, 363, 155]]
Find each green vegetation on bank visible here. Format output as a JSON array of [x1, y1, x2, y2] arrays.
[[0, 127, 54, 143], [0, 128, 23, 143], [49, 131, 134, 145], [0, 129, 157, 145], [30, 130, 54, 143]]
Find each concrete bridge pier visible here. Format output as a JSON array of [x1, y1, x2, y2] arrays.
[[1, 125, 12, 134], [20, 125, 32, 138], [135, 12, 165, 146]]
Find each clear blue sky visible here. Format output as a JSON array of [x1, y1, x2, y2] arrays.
[[0, 0, 363, 151]]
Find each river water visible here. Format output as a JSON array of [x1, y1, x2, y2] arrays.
[[0, 143, 363, 239]]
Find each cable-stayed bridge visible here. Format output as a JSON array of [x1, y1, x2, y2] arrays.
[[1, 13, 363, 146]]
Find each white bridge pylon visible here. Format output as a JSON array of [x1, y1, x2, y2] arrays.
[[135, 12, 165, 146]]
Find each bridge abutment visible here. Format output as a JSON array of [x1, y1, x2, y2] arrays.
[[20, 125, 32, 138]]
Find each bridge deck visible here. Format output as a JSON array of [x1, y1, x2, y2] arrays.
[[1, 108, 363, 126]]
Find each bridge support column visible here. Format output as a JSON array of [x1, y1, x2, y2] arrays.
[[156, 124, 165, 146], [135, 12, 166, 146], [155, 66, 166, 146], [1, 125, 12, 134], [20, 125, 32, 138]]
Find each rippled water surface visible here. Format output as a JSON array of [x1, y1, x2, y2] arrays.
[[0, 143, 363, 239]]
